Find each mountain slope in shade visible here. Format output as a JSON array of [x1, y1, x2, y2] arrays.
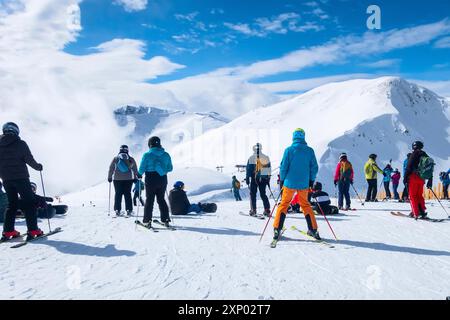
[[171, 77, 450, 188]]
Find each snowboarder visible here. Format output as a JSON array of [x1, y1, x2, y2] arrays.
[[0, 122, 44, 240], [0, 181, 7, 224], [273, 128, 320, 240], [400, 153, 411, 202], [309, 182, 339, 215], [138, 136, 173, 228], [364, 154, 385, 202], [246, 143, 271, 216], [168, 181, 202, 215], [404, 141, 434, 219], [333, 153, 354, 210], [382, 164, 393, 200], [391, 169, 401, 200], [133, 179, 145, 206], [108, 145, 140, 217], [231, 176, 242, 201], [439, 170, 449, 200]]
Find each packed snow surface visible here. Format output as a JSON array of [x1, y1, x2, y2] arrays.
[[1, 182, 450, 299]]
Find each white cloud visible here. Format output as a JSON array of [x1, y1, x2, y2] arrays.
[[174, 11, 199, 22], [114, 0, 147, 12], [362, 59, 401, 69], [435, 36, 450, 48], [412, 79, 450, 98]]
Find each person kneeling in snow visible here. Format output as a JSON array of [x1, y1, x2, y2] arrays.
[[309, 182, 339, 215]]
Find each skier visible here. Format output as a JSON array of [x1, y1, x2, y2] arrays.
[[108, 145, 140, 217], [333, 153, 354, 210], [364, 154, 384, 202], [0, 122, 44, 240], [382, 164, 393, 200], [0, 181, 7, 224], [404, 141, 434, 219], [138, 136, 173, 228], [133, 179, 145, 206], [273, 128, 320, 240], [246, 143, 271, 216], [231, 176, 242, 201], [309, 182, 339, 215], [391, 169, 401, 200], [400, 153, 411, 202], [439, 170, 449, 200], [168, 181, 202, 215]]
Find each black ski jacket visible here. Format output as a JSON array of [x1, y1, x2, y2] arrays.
[[0, 134, 41, 181], [168, 188, 190, 215], [405, 150, 427, 181]]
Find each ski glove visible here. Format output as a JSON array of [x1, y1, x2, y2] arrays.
[[36, 163, 43, 171], [426, 178, 433, 190], [108, 178, 112, 183], [350, 180, 354, 185], [334, 180, 338, 186]]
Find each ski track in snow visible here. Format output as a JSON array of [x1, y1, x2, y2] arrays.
[[1, 196, 450, 300]]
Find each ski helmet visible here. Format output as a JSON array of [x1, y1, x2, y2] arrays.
[[312, 181, 322, 191], [412, 141, 424, 150], [119, 145, 129, 154], [148, 136, 161, 148], [174, 181, 184, 189], [30, 182, 37, 193], [339, 153, 347, 161], [253, 143, 262, 153], [369, 154, 377, 160], [2, 122, 19, 136]]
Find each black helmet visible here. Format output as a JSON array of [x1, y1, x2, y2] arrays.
[[2, 122, 19, 135], [339, 153, 347, 161], [119, 145, 129, 154], [148, 136, 161, 148], [312, 181, 322, 191], [412, 141, 424, 150], [369, 154, 377, 160]]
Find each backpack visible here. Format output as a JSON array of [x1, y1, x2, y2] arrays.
[[417, 155, 434, 180], [235, 181, 241, 189], [340, 161, 352, 181], [116, 154, 131, 173]]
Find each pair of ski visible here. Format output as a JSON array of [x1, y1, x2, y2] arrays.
[[1, 227, 63, 249], [135, 219, 176, 232], [390, 211, 445, 222], [112, 212, 133, 219], [239, 211, 266, 220], [269, 226, 335, 248]]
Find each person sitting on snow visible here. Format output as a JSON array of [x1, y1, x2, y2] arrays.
[[309, 182, 339, 215], [169, 181, 202, 215]]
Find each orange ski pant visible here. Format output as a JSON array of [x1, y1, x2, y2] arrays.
[[273, 187, 318, 230]]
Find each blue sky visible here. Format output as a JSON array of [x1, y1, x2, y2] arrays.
[[65, 0, 450, 87]]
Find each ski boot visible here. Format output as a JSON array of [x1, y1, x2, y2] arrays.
[[115, 210, 121, 217], [249, 209, 257, 217], [345, 206, 352, 211], [164, 221, 171, 228], [126, 210, 133, 217], [143, 221, 152, 229], [273, 228, 280, 240], [307, 229, 322, 240], [26, 229, 44, 241], [1, 230, 21, 241], [418, 210, 428, 220], [263, 209, 271, 217]]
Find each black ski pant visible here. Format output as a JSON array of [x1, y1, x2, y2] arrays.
[[366, 179, 378, 201], [393, 183, 400, 200], [113, 180, 133, 212], [402, 183, 409, 200], [233, 189, 242, 201], [443, 184, 449, 199], [133, 192, 145, 206], [383, 181, 391, 199], [249, 178, 270, 212], [2, 178, 38, 232], [338, 180, 351, 208], [143, 172, 170, 223]]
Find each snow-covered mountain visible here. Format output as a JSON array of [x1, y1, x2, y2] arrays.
[[171, 77, 450, 189], [114, 105, 228, 154]]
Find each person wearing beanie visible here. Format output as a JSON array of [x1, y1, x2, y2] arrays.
[[382, 164, 394, 200], [245, 143, 272, 216], [138, 136, 173, 228], [364, 154, 384, 202], [391, 168, 401, 200], [0, 122, 44, 240], [273, 128, 320, 241], [333, 153, 354, 210], [108, 145, 140, 217]]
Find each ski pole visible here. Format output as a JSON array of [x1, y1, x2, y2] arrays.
[[165, 189, 174, 224], [334, 184, 338, 207], [108, 182, 111, 216], [259, 191, 282, 243], [268, 185, 277, 203], [429, 188, 450, 218], [314, 198, 338, 241], [351, 184, 365, 206], [40, 171, 52, 232], [136, 180, 141, 219]]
